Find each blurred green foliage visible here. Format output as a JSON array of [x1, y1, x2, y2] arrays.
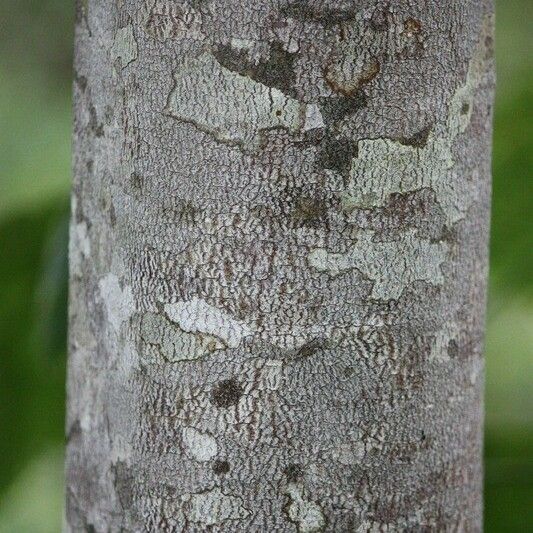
[[0, 0, 531, 531]]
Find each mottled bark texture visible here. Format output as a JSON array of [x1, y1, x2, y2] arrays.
[[67, 0, 494, 531]]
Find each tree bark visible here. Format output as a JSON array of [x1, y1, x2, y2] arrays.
[[66, 1, 495, 531]]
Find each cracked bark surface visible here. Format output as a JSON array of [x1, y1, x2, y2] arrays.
[[67, 1, 494, 531]]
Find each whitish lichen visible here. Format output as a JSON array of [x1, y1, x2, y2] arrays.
[[286, 483, 325, 532], [308, 229, 447, 299], [184, 487, 249, 525], [182, 427, 218, 461], [111, 25, 138, 68], [70, 221, 90, 277], [230, 37, 256, 51], [98, 274, 135, 334], [303, 104, 325, 131], [164, 53, 317, 147], [164, 298, 252, 349], [141, 312, 225, 362]]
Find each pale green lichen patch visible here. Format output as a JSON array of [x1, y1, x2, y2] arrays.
[[111, 24, 138, 68], [342, 16, 493, 225], [182, 427, 218, 462], [341, 135, 458, 222], [164, 298, 252, 349], [141, 312, 225, 363], [286, 483, 325, 533], [164, 53, 317, 147], [184, 487, 249, 526], [308, 229, 447, 299]]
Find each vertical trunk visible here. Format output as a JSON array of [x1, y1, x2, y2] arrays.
[[67, 0, 494, 531]]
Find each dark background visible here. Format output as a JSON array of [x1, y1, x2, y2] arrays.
[[0, 1, 531, 530]]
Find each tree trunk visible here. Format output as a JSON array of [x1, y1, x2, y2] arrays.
[[66, 1, 494, 531]]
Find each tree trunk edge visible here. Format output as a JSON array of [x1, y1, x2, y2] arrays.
[[66, 1, 495, 531]]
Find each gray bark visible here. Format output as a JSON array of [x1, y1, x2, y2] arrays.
[[66, 1, 495, 531]]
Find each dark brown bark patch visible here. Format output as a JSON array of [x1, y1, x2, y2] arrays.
[[370, 5, 391, 32], [295, 337, 328, 359], [318, 93, 367, 125], [211, 378, 244, 408], [324, 58, 381, 96], [316, 137, 358, 176], [88, 104, 104, 137], [213, 460, 231, 475], [292, 196, 328, 227], [285, 463, 304, 483], [398, 124, 433, 148], [213, 42, 297, 95]]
